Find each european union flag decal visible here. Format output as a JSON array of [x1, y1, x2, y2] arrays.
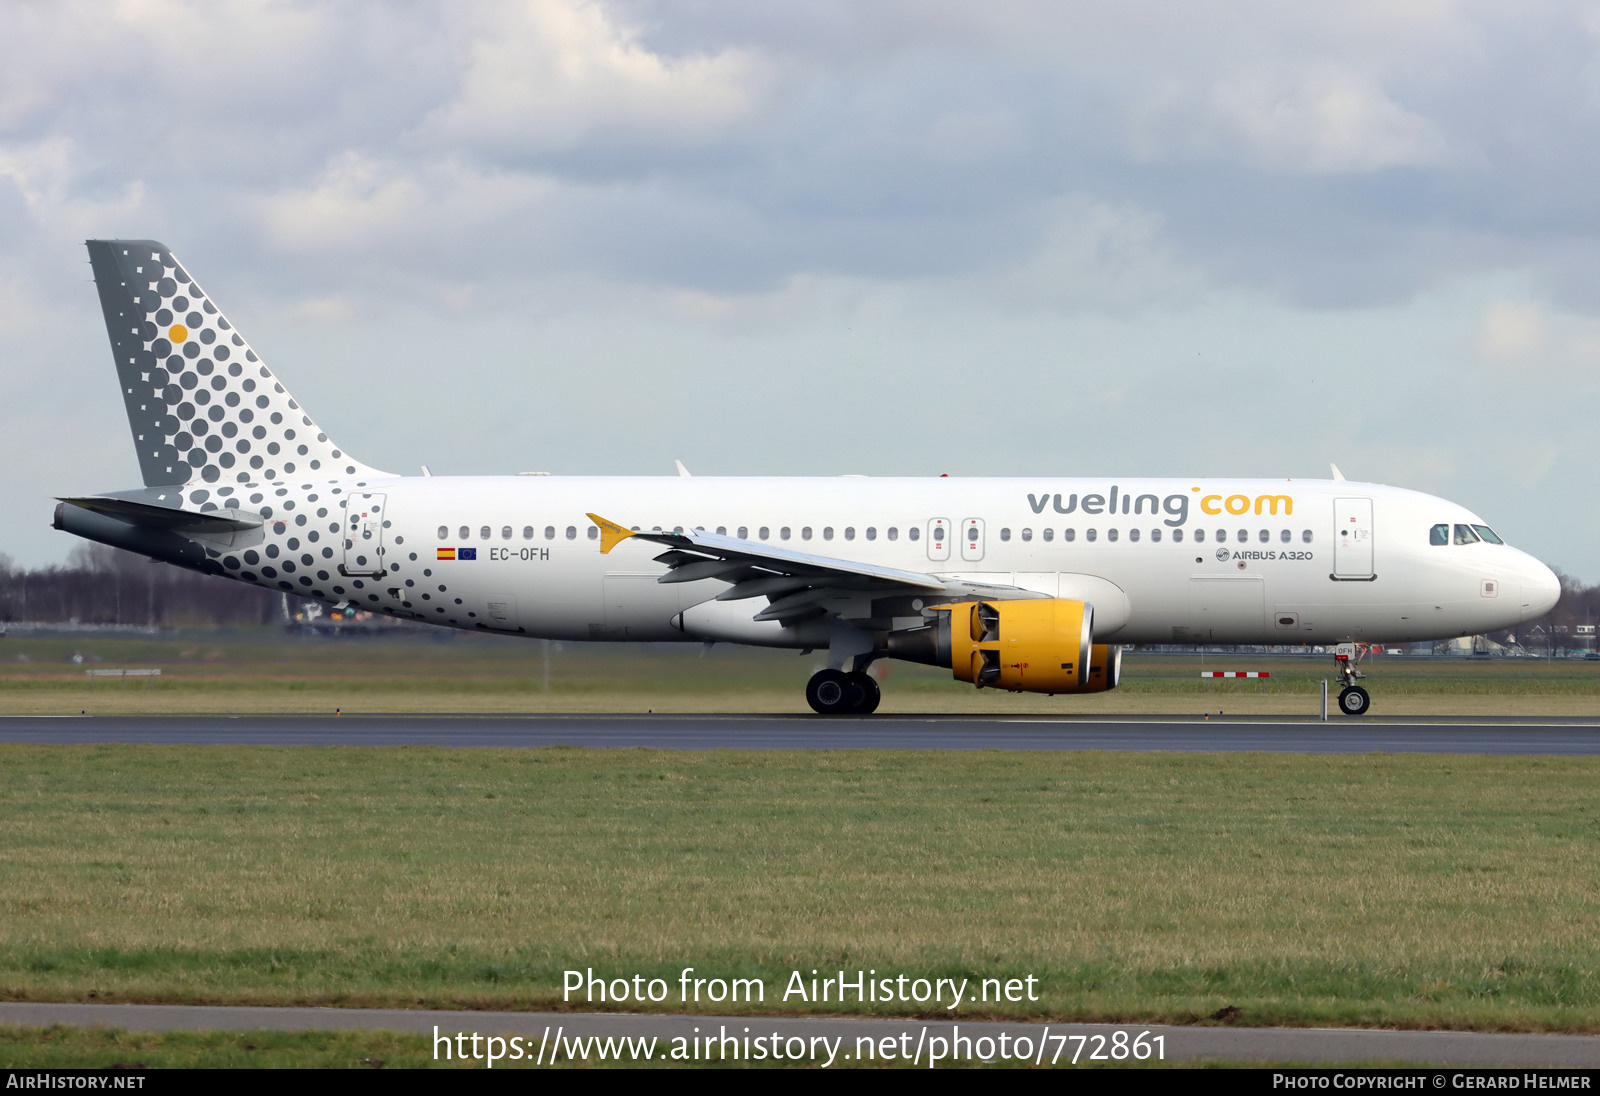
[[459, 547, 478, 560]]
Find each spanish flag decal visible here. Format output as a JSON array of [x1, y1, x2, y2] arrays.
[[437, 548, 456, 560]]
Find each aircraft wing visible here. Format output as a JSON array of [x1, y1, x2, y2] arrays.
[[588, 513, 1045, 625]]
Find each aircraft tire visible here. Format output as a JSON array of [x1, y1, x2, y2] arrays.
[[1338, 685, 1371, 716], [849, 672, 881, 715], [806, 669, 859, 715]]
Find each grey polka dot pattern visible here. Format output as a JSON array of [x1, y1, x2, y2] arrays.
[[86, 240, 383, 489]]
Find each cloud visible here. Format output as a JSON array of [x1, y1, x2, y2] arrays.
[[993, 195, 1205, 312], [1156, 69, 1455, 174], [0, 136, 147, 236], [1479, 300, 1543, 359], [421, 0, 764, 154]]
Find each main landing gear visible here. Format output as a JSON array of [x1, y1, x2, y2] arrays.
[[805, 668, 881, 715], [1334, 642, 1371, 716]]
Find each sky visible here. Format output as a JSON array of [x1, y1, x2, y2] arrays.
[[2, 0, 1598, 579]]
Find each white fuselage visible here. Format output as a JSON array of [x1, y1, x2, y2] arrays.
[[224, 474, 1558, 648]]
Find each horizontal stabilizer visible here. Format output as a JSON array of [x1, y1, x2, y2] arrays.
[[57, 496, 262, 535]]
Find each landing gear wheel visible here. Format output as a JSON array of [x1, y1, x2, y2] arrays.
[[806, 669, 857, 715], [848, 671, 881, 715], [1338, 685, 1371, 716]]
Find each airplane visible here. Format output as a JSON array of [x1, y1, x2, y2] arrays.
[[54, 240, 1563, 717]]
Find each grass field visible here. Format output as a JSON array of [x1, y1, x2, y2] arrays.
[[2, 744, 1598, 1033], [4, 629, 1600, 715]]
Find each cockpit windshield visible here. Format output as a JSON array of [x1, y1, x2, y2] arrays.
[[1472, 524, 1504, 545], [1453, 524, 1480, 545]]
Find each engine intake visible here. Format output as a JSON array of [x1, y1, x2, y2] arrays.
[[885, 598, 1120, 694]]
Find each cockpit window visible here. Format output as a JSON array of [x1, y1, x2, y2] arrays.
[[1472, 524, 1504, 545], [1430, 524, 1449, 546], [1453, 524, 1480, 545]]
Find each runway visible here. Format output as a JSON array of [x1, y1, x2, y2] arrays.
[[2, 713, 1600, 752], [1, 1003, 1596, 1067]]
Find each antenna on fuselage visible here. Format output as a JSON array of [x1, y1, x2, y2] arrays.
[[1330, 463, 1346, 481]]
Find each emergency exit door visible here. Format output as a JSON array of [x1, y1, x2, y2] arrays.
[[1332, 497, 1375, 579], [960, 517, 985, 562]]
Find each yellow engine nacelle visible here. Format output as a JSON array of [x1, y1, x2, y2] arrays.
[[891, 599, 1119, 694]]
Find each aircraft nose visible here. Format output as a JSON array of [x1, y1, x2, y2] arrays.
[[1517, 556, 1561, 623]]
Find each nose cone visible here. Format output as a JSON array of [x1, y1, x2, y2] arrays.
[[1517, 556, 1561, 622]]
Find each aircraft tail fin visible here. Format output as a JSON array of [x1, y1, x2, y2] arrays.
[[85, 239, 385, 491]]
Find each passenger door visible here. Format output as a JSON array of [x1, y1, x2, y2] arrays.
[[1332, 497, 1375, 580]]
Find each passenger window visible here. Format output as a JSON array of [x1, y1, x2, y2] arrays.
[[737, 526, 748, 539], [1194, 529, 1204, 543], [436, 525, 448, 540], [1129, 528, 1140, 542], [459, 526, 469, 540], [1108, 528, 1119, 542], [1020, 528, 1032, 542], [1042, 528, 1054, 542], [823, 527, 833, 540], [866, 527, 877, 541], [1237, 529, 1248, 543], [480, 526, 490, 540], [1454, 524, 1480, 545], [908, 527, 920, 541], [999, 528, 1011, 542], [887, 527, 898, 541], [546, 526, 557, 539], [1150, 529, 1161, 542], [1280, 529, 1290, 543], [779, 527, 790, 540], [845, 527, 855, 540], [566, 526, 576, 539], [1430, 524, 1449, 546], [966, 527, 977, 541], [1302, 529, 1313, 543], [1172, 528, 1183, 542], [501, 526, 512, 539], [1086, 528, 1097, 542], [759, 526, 770, 540], [522, 526, 534, 540], [1063, 528, 1076, 542], [716, 526, 727, 536], [587, 526, 598, 540], [1258, 529, 1269, 543], [801, 527, 812, 541], [1472, 525, 1504, 545]]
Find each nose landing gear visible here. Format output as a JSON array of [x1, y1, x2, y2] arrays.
[[805, 668, 881, 715], [1334, 642, 1371, 716]]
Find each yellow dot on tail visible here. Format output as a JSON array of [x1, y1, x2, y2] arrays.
[[169, 324, 188, 343]]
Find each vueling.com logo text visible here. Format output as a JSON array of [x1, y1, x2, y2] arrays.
[[1025, 487, 1293, 527]]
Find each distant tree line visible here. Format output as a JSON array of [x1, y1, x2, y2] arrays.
[[2, 544, 1598, 645], [0, 544, 306, 627]]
